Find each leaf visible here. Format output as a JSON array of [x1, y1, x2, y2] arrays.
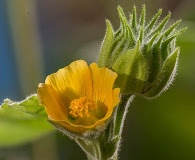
[[0, 94, 54, 147]]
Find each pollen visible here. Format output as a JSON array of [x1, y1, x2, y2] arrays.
[[69, 97, 96, 118]]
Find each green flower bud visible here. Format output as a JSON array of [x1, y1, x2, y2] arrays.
[[98, 5, 186, 98]]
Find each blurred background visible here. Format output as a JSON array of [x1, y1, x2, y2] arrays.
[[0, 0, 195, 159]]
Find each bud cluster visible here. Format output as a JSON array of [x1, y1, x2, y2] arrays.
[[98, 5, 186, 98]]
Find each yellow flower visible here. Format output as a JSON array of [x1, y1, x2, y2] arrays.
[[38, 60, 120, 134]]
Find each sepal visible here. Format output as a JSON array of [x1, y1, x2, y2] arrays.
[[98, 20, 114, 67], [104, 136, 120, 159], [143, 48, 179, 97], [112, 41, 147, 94]]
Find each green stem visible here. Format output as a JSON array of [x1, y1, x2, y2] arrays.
[[114, 95, 135, 136], [107, 95, 135, 160]]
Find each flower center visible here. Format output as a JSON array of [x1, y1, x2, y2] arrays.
[[69, 97, 96, 118]]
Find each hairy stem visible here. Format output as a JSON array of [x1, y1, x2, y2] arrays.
[[114, 95, 135, 136]]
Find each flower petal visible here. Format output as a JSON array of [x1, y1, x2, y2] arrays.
[[112, 88, 120, 107], [37, 83, 68, 120], [93, 88, 120, 129], [89, 63, 118, 107], [45, 60, 93, 106], [57, 115, 109, 134]]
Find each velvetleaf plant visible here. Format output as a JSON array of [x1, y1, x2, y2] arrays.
[[0, 5, 186, 160]]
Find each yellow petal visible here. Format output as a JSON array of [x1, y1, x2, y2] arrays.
[[57, 112, 109, 134], [112, 88, 120, 107], [89, 63, 118, 107], [94, 88, 120, 129], [37, 83, 68, 120], [45, 60, 93, 106]]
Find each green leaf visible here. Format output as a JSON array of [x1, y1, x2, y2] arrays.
[[0, 94, 54, 147]]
